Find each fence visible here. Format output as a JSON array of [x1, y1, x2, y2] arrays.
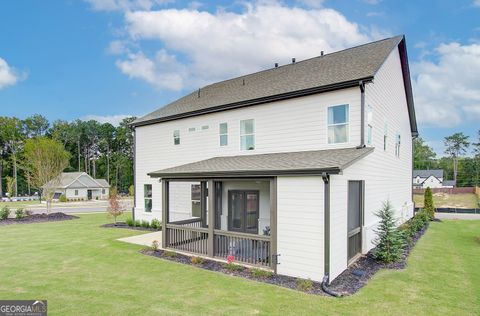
[[476, 186, 480, 197], [415, 207, 480, 214], [413, 187, 476, 194]]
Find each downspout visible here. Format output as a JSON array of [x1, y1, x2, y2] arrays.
[[321, 172, 342, 297], [132, 127, 136, 222], [356, 81, 366, 149]]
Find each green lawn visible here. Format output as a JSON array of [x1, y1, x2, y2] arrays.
[[0, 200, 40, 208], [0, 213, 479, 315], [414, 193, 479, 208]]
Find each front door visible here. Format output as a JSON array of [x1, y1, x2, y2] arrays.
[[347, 181, 364, 263], [228, 190, 259, 234], [87, 190, 93, 200]]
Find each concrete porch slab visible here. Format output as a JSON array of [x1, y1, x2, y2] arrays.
[[118, 231, 163, 247]]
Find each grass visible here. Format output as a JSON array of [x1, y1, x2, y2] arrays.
[[0, 213, 479, 315], [414, 193, 479, 208], [0, 200, 39, 208]]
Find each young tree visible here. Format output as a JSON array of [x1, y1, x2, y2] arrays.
[[444, 132, 470, 185], [373, 201, 405, 263], [413, 137, 437, 170], [423, 187, 435, 220], [107, 187, 124, 224], [23, 137, 70, 214]]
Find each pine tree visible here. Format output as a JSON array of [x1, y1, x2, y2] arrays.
[[373, 201, 405, 263], [423, 187, 435, 220]]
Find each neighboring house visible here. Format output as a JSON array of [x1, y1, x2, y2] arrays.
[[131, 35, 417, 284], [43, 172, 110, 200], [412, 169, 455, 188]]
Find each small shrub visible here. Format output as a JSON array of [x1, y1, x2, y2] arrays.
[[126, 217, 134, 227], [151, 218, 161, 230], [250, 268, 273, 278], [191, 256, 205, 265], [296, 278, 314, 292], [373, 201, 406, 263], [141, 220, 150, 228], [151, 240, 160, 251], [15, 208, 26, 219], [0, 207, 10, 220], [59, 195, 67, 202], [423, 187, 435, 220], [225, 263, 243, 272], [134, 220, 142, 227], [164, 250, 177, 258]]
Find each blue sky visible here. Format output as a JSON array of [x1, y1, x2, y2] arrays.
[[0, 0, 479, 155]]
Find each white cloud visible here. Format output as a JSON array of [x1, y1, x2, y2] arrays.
[[117, 2, 375, 90], [474, 0, 480, 7], [107, 40, 129, 55], [85, 0, 172, 11], [412, 42, 480, 127], [81, 114, 132, 126], [0, 57, 23, 89]]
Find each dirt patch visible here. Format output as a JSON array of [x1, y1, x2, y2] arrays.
[[101, 223, 161, 232], [0, 212, 78, 226]]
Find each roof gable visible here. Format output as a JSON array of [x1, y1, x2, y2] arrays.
[[132, 35, 416, 135]]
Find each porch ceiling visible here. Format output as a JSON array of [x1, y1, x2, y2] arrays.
[[148, 147, 373, 179]]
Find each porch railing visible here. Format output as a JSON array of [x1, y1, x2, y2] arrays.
[[214, 230, 271, 268], [166, 223, 208, 255]]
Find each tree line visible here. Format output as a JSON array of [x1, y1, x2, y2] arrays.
[[414, 131, 480, 187], [0, 114, 136, 197]]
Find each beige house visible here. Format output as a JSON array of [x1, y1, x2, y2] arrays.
[[44, 172, 110, 201]]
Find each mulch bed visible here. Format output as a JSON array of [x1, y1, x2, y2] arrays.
[[0, 212, 79, 226], [140, 221, 433, 296], [329, 222, 431, 295], [141, 248, 327, 295], [101, 222, 161, 232]]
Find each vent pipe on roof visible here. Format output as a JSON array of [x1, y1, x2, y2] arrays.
[[292, 58, 296, 64], [274, 63, 279, 68], [242, 78, 245, 86], [197, 88, 201, 98]]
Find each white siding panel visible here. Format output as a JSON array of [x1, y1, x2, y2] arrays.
[[277, 176, 324, 282], [134, 88, 360, 221], [329, 46, 414, 281]]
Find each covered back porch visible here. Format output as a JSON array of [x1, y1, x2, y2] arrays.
[[161, 178, 277, 269]]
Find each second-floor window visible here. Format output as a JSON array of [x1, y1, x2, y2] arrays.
[[173, 130, 180, 145], [219, 122, 228, 146], [327, 104, 349, 144], [240, 119, 255, 150]]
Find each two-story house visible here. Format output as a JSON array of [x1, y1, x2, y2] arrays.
[[131, 35, 417, 284]]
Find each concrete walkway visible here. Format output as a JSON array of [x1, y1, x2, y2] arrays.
[[118, 231, 163, 247], [436, 213, 480, 220]]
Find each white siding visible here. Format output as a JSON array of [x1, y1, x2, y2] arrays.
[[135, 88, 360, 221], [276, 176, 324, 282], [420, 176, 442, 188], [329, 47, 414, 280], [65, 188, 87, 199]]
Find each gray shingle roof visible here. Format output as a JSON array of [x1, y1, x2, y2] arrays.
[[43, 172, 110, 189], [413, 170, 444, 179], [95, 179, 110, 188], [442, 180, 456, 187], [133, 36, 405, 126], [149, 147, 373, 178]]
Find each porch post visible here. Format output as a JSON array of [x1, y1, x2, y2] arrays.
[[270, 177, 277, 273], [161, 179, 169, 249], [207, 179, 215, 257], [200, 181, 208, 227]]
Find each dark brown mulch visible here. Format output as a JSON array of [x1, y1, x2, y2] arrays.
[[101, 222, 161, 232], [0, 212, 79, 226], [328, 223, 430, 295], [141, 249, 327, 295], [140, 222, 431, 297]]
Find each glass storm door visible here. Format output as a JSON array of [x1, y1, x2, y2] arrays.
[[228, 190, 259, 234], [347, 181, 364, 263]]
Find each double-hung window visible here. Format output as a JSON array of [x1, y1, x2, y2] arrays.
[[328, 104, 349, 144], [240, 119, 255, 150], [144, 184, 152, 212], [191, 184, 201, 217], [219, 123, 228, 146], [173, 130, 180, 145]]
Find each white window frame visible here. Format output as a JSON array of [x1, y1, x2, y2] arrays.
[[327, 104, 349, 144], [240, 119, 255, 151], [144, 184, 152, 213], [173, 130, 180, 145], [219, 122, 228, 147]]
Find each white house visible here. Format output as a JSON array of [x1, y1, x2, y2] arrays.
[[413, 169, 455, 189], [131, 35, 417, 284], [44, 172, 110, 201]]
